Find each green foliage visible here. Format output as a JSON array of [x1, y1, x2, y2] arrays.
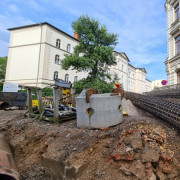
[[73, 78, 114, 94], [18, 87, 53, 99], [61, 15, 118, 80], [42, 88, 53, 96], [0, 56, 7, 80], [0, 57, 7, 91]]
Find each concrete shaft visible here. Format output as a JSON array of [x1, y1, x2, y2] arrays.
[[76, 91, 123, 129]]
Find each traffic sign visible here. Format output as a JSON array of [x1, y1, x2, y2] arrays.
[[161, 80, 167, 86]]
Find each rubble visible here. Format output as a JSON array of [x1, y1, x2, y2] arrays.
[[0, 99, 180, 179], [109, 123, 180, 179]]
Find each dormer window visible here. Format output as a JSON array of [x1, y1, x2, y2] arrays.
[[175, 4, 179, 20], [67, 44, 71, 53], [56, 39, 61, 48]]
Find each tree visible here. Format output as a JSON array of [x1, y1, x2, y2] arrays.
[[0, 57, 7, 79], [61, 15, 118, 80], [0, 57, 7, 91]]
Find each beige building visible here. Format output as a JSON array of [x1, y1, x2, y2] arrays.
[[151, 80, 167, 90], [5, 22, 151, 93], [110, 52, 151, 93], [6, 22, 87, 88], [165, 0, 180, 85]]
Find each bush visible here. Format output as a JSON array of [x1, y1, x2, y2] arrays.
[[73, 78, 114, 94]]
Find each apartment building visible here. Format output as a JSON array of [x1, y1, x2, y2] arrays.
[[5, 22, 151, 93], [5, 22, 87, 88], [110, 52, 151, 93], [165, 0, 180, 85]]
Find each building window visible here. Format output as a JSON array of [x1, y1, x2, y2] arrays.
[[67, 44, 71, 53], [65, 74, 69, 82], [122, 64, 124, 71], [177, 70, 180, 84], [55, 55, 60, 64], [74, 76, 78, 82], [175, 35, 180, 55], [56, 39, 61, 48], [54, 71, 58, 80], [175, 4, 179, 20]]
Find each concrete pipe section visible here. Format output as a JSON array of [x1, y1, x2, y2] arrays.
[[76, 90, 123, 129], [0, 136, 19, 180]]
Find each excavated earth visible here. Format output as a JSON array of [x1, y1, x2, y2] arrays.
[[0, 99, 180, 180]]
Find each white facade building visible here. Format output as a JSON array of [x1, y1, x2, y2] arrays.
[[151, 80, 168, 90], [110, 52, 151, 93], [6, 22, 87, 88], [5, 22, 151, 93], [165, 0, 180, 85]]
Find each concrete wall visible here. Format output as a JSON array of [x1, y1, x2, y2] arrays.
[[6, 26, 44, 86]]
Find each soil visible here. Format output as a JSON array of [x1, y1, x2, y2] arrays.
[[0, 99, 180, 180]]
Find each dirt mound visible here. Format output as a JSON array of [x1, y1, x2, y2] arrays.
[[122, 99, 152, 117], [0, 105, 180, 180]]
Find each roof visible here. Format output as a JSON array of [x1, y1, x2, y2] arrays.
[[7, 22, 79, 42], [146, 79, 151, 82], [136, 68, 147, 73], [114, 51, 130, 62], [128, 63, 136, 69]]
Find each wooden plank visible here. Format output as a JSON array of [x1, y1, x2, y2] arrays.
[[27, 88, 33, 113], [53, 87, 59, 123], [59, 87, 63, 105], [71, 88, 76, 107], [37, 89, 43, 114]]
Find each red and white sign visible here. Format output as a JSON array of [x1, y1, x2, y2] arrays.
[[161, 80, 167, 86]]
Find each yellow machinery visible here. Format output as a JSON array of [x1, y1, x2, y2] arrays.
[[32, 100, 39, 107], [62, 88, 70, 97]]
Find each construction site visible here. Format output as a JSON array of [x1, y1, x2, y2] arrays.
[[1, 1, 180, 178], [0, 85, 180, 180]]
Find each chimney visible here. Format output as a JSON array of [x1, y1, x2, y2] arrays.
[[73, 32, 78, 39]]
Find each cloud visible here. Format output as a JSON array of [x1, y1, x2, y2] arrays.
[[9, 4, 19, 12], [0, 14, 34, 56], [26, 0, 45, 11], [0, 0, 167, 80]]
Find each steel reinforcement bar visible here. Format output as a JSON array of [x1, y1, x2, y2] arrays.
[[125, 92, 180, 129]]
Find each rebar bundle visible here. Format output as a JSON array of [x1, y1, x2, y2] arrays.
[[125, 92, 180, 129]]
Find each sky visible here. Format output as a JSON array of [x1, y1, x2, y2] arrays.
[[0, 0, 167, 81]]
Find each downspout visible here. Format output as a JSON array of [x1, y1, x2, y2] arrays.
[[36, 23, 42, 87]]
